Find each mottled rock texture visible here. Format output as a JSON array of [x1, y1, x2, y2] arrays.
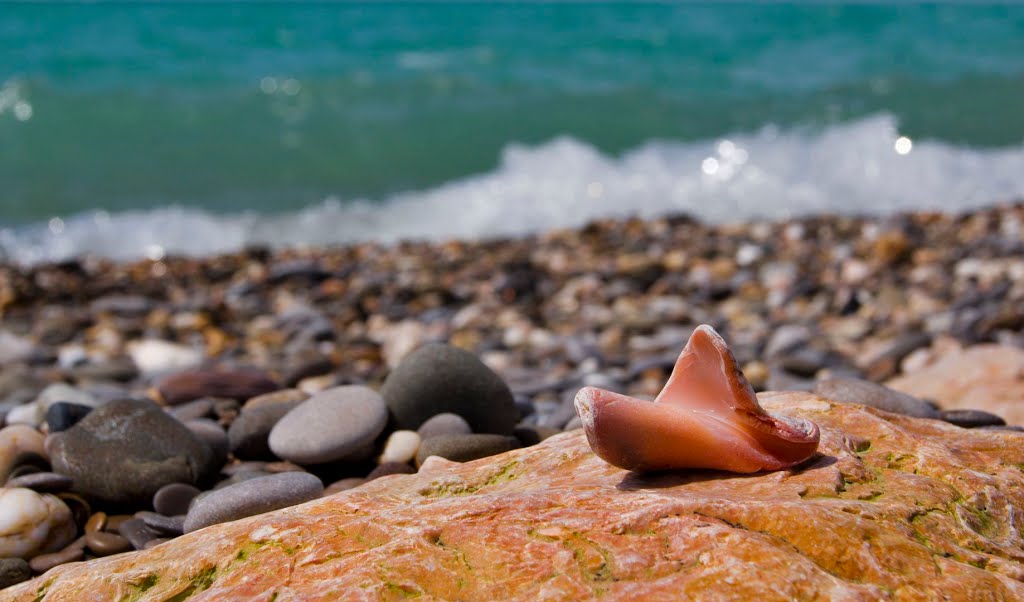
[[887, 344, 1024, 425], [4, 393, 1023, 601]]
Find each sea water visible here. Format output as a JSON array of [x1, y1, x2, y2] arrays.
[[1, 4, 1023, 263]]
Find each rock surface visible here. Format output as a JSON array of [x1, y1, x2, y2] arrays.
[[887, 344, 1024, 425], [4, 393, 1023, 600]]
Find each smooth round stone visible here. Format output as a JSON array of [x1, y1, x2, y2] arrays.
[[6, 472, 73, 493], [85, 512, 107, 533], [185, 418, 229, 468], [136, 511, 184, 536], [117, 518, 158, 550], [938, 409, 1006, 428], [269, 385, 388, 465], [0, 488, 76, 559], [381, 344, 518, 435], [378, 430, 421, 465], [84, 531, 132, 556], [0, 558, 32, 588], [366, 462, 416, 481], [183, 472, 324, 533], [0, 425, 47, 483], [156, 368, 280, 406], [27, 542, 83, 574], [104, 514, 134, 534], [4, 403, 43, 428], [45, 402, 93, 433], [153, 483, 201, 517], [323, 478, 367, 496], [49, 399, 214, 505], [814, 378, 940, 419], [227, 400, 303, 460], [414, 434, 520, 466], [416, 413, 472, 440]]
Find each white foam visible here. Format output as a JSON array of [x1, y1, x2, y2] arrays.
[[3, 113, 1023, 265]]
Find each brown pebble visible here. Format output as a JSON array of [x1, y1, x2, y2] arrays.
[[104, 514, 134, 533], [143, 538, 170, 549], [56, 493, 91, 529], [29, 544, 84, 574], [84, 531, 132, 556], [323, 477, 367, 496], [85, 512, 107, 533]]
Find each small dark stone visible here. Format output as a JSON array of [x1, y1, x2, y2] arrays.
[[366, 462, 416, 481], [939, 409, 1006, 429], [118, 518, 159, 550], [0, 558, 32, 588], [45, 402, 93, 433], [153, 483, 201, 517], [136, 511, 184, 536], [815, 377, 940, 419], [5, 471, 73, 493], [415, 434, 520, 466]]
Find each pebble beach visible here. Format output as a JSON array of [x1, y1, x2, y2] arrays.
[[1, 202, 1023, 589]]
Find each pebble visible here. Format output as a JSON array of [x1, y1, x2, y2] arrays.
[[381, 343, 519, 435], [378, 430, 421, 465], [0, 558, 32, 588], [127, 339, 203, 376], [938, 409, 1006, 429], [227, 400, 303, 460], [0, 425, 47, 483], [416, 413, 472, 439], [414, 434, 520, 466], [323, 478, 367, 496], [269, 385, 388, 465], [185, 418, 230, 468], [117, 518, 158, 550], [0, 488, 76, 559], [49, 399, 215, 505], [27, 543, 83, 575], [5, 472, 74, 493], [104, 514, 133, 533], [815, 377, 940, 419], [85, 511, 107, 533], [243, 388, 308, 410], [84, 531, 132, 556], [153, 483, 201, 517], [45, 402, 93, 433], [183, 472, 324, 533], [33, 383, 100, 413], [136, 511, 184, 536], [167, 398, 214, 422], [366, 462, 416, 481], [156, 368, 280, 406], [4, 403, 43, 428]]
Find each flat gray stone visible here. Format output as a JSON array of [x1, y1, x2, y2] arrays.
[[183, 472, 323, 533], [268, 385, 388, 465]]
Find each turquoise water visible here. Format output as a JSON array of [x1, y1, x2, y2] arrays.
[[1, 4, 1024, 261]]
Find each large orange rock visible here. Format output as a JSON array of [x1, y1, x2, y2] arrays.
[[3, 393, 1023, 601], [887, 344, 1024, 425]]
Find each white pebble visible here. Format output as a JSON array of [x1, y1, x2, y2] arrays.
[[379, 430, 421, 465], [0, 488, 76, 559]]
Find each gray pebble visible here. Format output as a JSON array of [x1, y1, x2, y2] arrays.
[[153, 483, 201, 517], [415, 434, 519, 466], [228, 400, 303, 460], [118, 517, 159, 550], [5, 471, 74, 493], [185, 418, 229, 469], [938, 409, 1006, 428], [381, 343, 518, 435], [136, 511, 184, 536], [417, 413, 472, 440], [183, 472, 324, 533], [815, 377, 940, 419], [268, 385, 388, 465], [168, 398, 214, 422]]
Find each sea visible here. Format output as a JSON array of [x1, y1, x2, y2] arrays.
[[2, 4, 1023, 264]]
